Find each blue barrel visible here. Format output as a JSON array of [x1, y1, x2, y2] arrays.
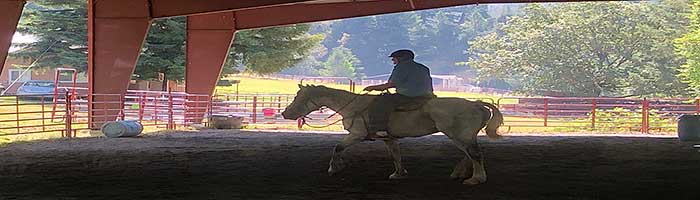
[[678, 115, 700, 141], [101, 120, 143, 138]]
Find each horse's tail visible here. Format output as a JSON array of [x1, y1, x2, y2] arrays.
[[481, 102, 503, 139]]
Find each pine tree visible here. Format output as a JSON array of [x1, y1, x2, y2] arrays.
[[320, 46, 362, 79], [12, 1, 88, 71], [226, 24, 325, 74]]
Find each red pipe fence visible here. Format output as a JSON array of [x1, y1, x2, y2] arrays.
[[2, 92, 697, 137]]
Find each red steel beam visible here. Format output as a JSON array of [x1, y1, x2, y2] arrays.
[[0, 0, 25, 73], [185, 12, 236, 122], [185, 12, 236, 95], [88, 0, 151, 128], [233, 0, 596, 29], [149, 0, 317, 18]]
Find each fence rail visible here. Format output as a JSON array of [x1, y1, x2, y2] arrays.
[[2, 91, 697, 137], [497, 97, 698, 133]]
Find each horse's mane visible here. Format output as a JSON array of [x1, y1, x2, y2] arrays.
[[303, 85, 357, 97]]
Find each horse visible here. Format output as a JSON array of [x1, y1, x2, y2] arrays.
[[281, 85, 503, 185]]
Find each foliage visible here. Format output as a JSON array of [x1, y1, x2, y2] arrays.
[[281, 45, 327, 76], [322, 5, 500, 76], [319, 46, 362, 79], [469, 1, 690, 97], [134, 17, 186, 81], [411, 6, 499, 74], [227, 24, 325, 74], [12, 0, 88, 71], [676, 0, 700, 95], [280, 23, 333, 76], [322, 13, 414, 76]]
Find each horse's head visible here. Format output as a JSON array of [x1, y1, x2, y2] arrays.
[[282, 84, 325, 120]]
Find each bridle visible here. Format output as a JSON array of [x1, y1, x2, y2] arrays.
[[299, 91, 370, 129]]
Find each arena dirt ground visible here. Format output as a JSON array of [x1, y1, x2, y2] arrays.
[[0, 130, 699, 200]]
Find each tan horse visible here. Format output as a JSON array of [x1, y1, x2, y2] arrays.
[[281, 85, 503, 185]]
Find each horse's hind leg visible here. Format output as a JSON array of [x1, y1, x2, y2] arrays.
[[456, 139, 487, 185], [446, 122, 487, 185], [328, 132, 364, 176], [450, 156, 470, 180], [383, 139, 408, 179]]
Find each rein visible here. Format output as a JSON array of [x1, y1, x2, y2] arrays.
[[300, 117, 344, 128], [300, 91, 369, 129]]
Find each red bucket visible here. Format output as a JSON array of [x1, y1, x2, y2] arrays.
[[262, 108, 276, 117]]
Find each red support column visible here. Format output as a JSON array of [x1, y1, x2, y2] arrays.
[[87, 0, 151, 129], [185, 12, 236, 123], [0, 0, 25, 72]]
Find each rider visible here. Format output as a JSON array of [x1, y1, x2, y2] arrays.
[[363, 49, 434, 139]]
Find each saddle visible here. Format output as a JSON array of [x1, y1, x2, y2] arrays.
[[364, 94, 436, 141], [394, 95, 436, 112]]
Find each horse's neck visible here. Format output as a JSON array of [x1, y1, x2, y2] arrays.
[[318, 89, 373, 117]]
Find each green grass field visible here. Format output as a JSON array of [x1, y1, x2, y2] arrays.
[[215, 75, 515, 104]]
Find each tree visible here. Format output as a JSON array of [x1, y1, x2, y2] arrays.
[[324, 13, 414, 76], [133, 17, 186, 82], [676, 0, 700, 95], [12, 0, 88, 71], [227, 24, 325, 74], [281, 42, 328, 76], [469, 1, 690, 97], [409, 5, 498, 74], [320, 46, 362, 79], [321, 5, 502, 77]]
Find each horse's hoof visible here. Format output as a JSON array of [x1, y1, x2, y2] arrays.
[[462, 177, 485, 185], [328, 167, 339, 176], [488, 136, 503, 141], [450, 174, 467, 181], [389, 169, 408, 180], [389, 173, 408, 180], [328, 165, 344, 176], [450, 171, 468, 180]]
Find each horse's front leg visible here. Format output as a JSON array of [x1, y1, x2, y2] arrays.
[[383, 139, 408, 179], [328, 132, 364, 176]]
